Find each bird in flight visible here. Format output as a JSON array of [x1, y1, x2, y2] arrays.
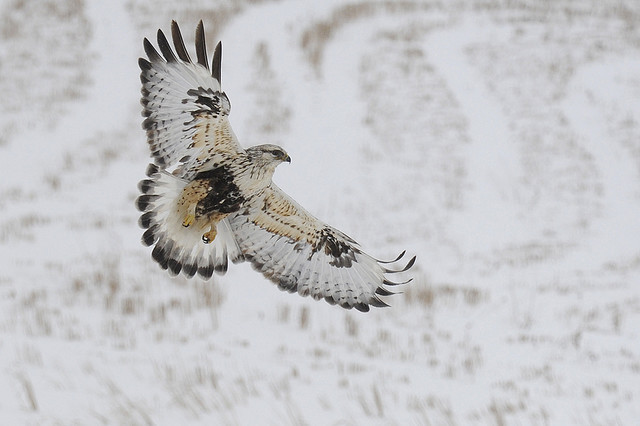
[[136, 21, 415, 311]]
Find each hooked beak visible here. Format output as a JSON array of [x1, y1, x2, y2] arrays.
[[283, 154, 291, 163]]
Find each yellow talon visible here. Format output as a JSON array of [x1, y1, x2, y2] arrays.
[[202, 228, 217, 244], [182, 213, 195, 228], [182, 202, 197, 227]]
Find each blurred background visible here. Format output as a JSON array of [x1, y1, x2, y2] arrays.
[[1, 0, 639, 424]]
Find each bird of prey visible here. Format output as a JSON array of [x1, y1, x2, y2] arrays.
[[136, 21, 415, 311]]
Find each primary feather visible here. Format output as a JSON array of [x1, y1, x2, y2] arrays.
[[136, 21, 415, 311]]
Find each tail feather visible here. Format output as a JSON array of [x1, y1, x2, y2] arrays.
[[136, 165, 244, 278]]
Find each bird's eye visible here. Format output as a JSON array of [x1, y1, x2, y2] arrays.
[[271, 149, 283, 157]]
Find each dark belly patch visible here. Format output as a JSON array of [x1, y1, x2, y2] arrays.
[[193, 166, 244, 217]]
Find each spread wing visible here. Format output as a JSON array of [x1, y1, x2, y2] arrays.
[[137, 21, 416, 311], [139, 20, 243, 179], [227, 185, 415, 312]]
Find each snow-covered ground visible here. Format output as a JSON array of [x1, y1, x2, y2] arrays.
[[1, 0, 639, 424]]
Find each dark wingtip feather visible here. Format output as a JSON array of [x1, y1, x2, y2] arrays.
[[183, 263, 198, 278], [157, 29, 178, 63], [212, 41, 222, 85], [138, 211, 155, 229], [377, 250, 406, 264], [145, 163, 159, 177], [167, 259, 182, 276], [375, 287, 395, 296], [324, 296, 337, 306], [141, 226, 158, 246], [354, 302, 370, 312], [383, 255, 417, 274], [138, 57, 152, 71], [143, 38, 163, 62], [214, 259, 228, 274], [135, 195, 158, 212], [405, 255, 416, 269], [369, 297, 389, 308], [195, 20, 209, 70], [383, 277, 413, 286], [138, 179, 154, 194], [152, 241, 173, 270], [198, 265, 214, 280], [171, 20, 191, 62], [142, 116, 156, 130]]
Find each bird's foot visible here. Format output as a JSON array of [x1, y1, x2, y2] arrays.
[[202, 227, 217, 244], [182, 213, 195, 228], [182, 203, 197, 227]]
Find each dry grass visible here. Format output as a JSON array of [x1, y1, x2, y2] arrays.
[[126, 0, 255, 43], [244, 42, 292, 144], [403, 275, 485, 308], [355, 383, 385, 417], [0, 0, 91, 139], [300, 1, 437, 74], [0, 214, 49, 243], [15, 372, 38, 411]]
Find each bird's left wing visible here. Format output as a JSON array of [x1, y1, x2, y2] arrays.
[[228, 185, 415, 312], [139, 20, 243, 179]]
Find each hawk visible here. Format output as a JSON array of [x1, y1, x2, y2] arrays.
[[136, 21, 415, 312]]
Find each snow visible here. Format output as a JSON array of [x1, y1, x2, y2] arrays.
[[1, 0, 639, 424]]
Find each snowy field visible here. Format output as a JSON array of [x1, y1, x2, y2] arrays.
[[1, 0, 639, 424]]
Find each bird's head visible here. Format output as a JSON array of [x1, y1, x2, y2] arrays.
[[247, 144, 291, 169]]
